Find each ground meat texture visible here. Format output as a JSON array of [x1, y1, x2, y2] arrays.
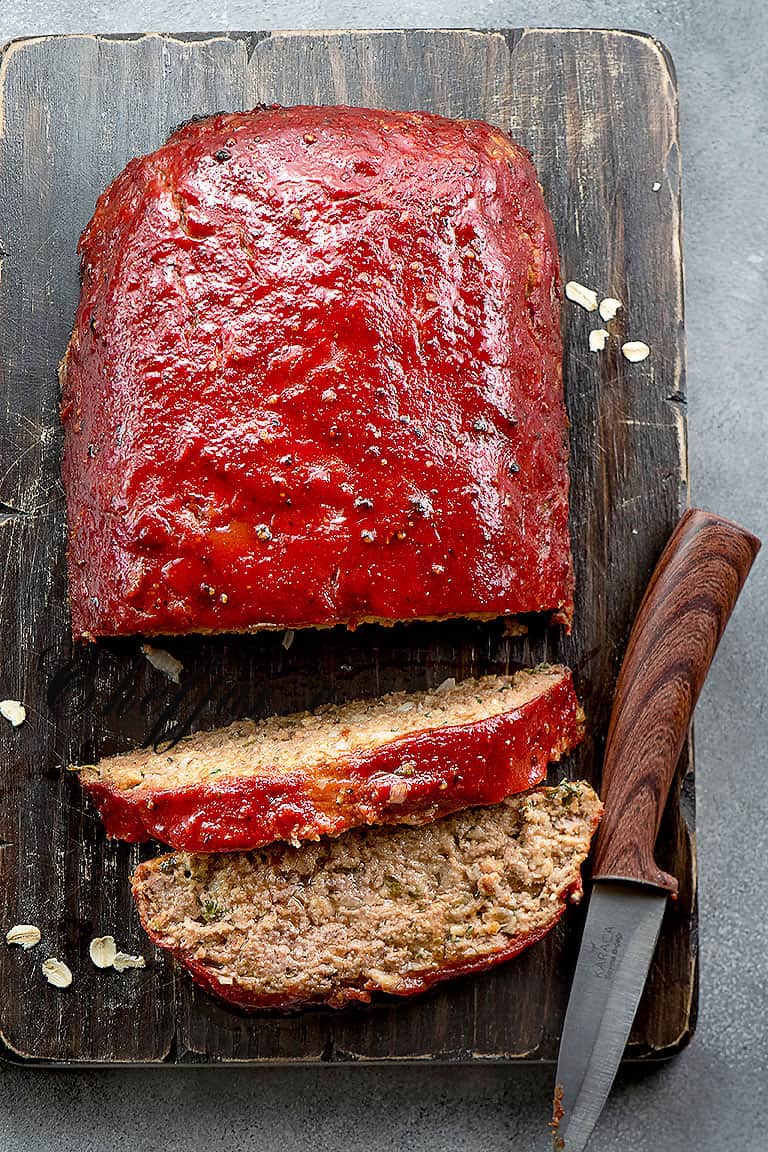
[[78, 666, 583, 852], [132, 783, 601, 1009], [61, 105, 571, 639]]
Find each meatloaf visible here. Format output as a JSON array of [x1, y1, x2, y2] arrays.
[[133, 782, 601, 1009], [78, 665, 583, 852], [61, 104, 570, 639]]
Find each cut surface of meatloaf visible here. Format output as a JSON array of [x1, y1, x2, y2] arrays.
[[133, 782, 601, 1010], [78, 665, 583, 852], [61, 103, 570, 639]]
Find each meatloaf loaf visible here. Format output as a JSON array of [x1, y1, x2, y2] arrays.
[[133, 782, 601, 1009], [61, 104, 570, 639], [78, 665, 583, 852]]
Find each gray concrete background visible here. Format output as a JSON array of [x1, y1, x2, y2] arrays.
[[0, 2, 765, 1149]]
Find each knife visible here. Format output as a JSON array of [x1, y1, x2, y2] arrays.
[[553, 508, 760, 1151]]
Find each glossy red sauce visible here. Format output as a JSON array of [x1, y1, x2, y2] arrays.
[[62, 105, 570, 638], [85, 670, 583, 851]]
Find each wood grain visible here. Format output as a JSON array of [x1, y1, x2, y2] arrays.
[[0, 28, 692, 1064], [593, 510, 759, 891]]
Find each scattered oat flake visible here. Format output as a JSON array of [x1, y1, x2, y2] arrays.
[[622, 341, 651, 363], [42, 958, 73, 988], [6, 924, 41, 949], [282, 629, 295, 651], [589, 329, 609, 352], [652, 181, 661, 191], [0, 700, 26, 727], [141, 645, 183, 683], [113, 952, 146, 972], [565, 281, 598, 311], [89, 935, 117, 969], [598, 297, 622, 322], [435, 677, 456, 693]]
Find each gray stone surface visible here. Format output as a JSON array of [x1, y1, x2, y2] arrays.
[[1, 2, 766, 1149]]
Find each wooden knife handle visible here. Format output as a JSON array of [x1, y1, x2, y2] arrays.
[[592, 509, 760, 892]]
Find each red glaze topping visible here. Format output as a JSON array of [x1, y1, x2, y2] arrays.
[[61, 105, 570, 638], [83, 670, 583, 852]]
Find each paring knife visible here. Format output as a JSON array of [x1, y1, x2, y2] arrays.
[[553, 508, 760, 1151]]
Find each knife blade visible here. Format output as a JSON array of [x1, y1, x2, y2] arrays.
[[553, 508, 760, 1151]]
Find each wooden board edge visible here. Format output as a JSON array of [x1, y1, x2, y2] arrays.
[[0, 25, 694, 1066]]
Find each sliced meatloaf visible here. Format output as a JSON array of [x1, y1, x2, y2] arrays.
[[61, 104, 570, 639], [78, 665, 583, 852], [133, 782, 601, 1010]]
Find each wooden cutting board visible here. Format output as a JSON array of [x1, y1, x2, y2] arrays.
[[0, 28, 693, 1064]]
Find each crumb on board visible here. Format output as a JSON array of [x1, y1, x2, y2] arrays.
[[42, 958, 73, 988], [565, 281, 598, 311], [141, 645, 183, 683], [621, 341, 651, 363], [598, 297, 622, 322], [6, 924, 41, 949], [0, 700, 26, 727], [89, 936, 117, 969]]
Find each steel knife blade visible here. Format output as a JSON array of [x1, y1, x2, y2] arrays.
[[553, 509, 760, 1151]]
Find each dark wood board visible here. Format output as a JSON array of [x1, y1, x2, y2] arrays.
[[0, 28, 692, 1065]]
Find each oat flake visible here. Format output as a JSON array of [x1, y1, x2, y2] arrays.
[[113, 952, 146, 972], [565, 281, 599, 311], [598, 297, 622, 322], [6, 924, 41, 949], [0, 700, 26, 727], [42, 958, 73, 988], [622, 341, 651, 363], [89, 935, 117, 969]]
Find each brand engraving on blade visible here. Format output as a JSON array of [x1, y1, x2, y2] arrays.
[[588, 924, 624, 981]]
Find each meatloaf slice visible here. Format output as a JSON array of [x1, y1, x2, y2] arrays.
[[78, 665, 583, 852], [133, 782, 601, 1009], [61, 104, 570, 639]]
